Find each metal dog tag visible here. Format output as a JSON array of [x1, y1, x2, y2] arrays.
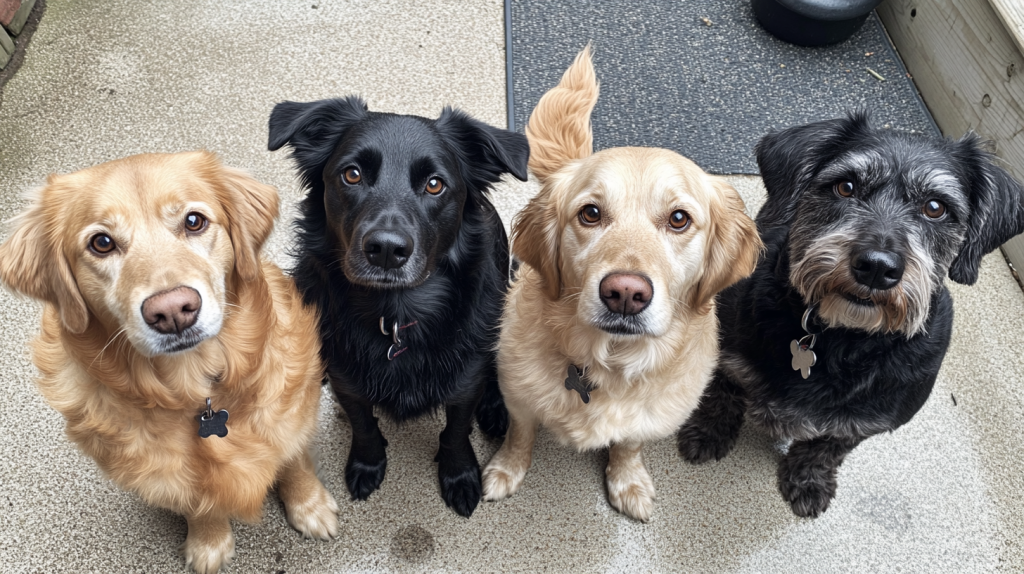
[[790, 336, 817, 380], [196, 397, 229, 438], [565, 365, 596, 404]]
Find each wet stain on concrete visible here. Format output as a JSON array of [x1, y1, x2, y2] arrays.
[[390, 524, 436, 563]]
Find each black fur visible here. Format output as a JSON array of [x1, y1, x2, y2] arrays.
[[678, 112, 1024, 517], [268, 96, 528, 517]]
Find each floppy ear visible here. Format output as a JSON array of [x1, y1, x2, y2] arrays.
[[947, 134, 1024, 285], [755, 112, 873, 229], [215, 164, 280, 282], [434, 107, 530, 188], [524, 45, 599, 183], [268, 96, 368, 187], [0, 178, 89, 333], [689, 178, 764, 311], [511, 188, 562, 300]]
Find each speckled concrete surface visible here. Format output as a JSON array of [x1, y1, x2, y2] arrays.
[[0, 1, 1022, 573]]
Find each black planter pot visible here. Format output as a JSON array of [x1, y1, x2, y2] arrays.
[[752, 0, 885, 46]]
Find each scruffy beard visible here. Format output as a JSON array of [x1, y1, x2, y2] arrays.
[[789, 233, 936, 337]]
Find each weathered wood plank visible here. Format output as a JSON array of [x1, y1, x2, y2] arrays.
[[990, 0, 1024, 57], [0, 22, 13, 56], [878, 0, 1024, 274]]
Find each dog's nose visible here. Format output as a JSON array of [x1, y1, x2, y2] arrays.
[[363, 230, 413, 270], [599, 273, 653, 316], [851, 250, 905, 290], [141, 286, 201, 335]]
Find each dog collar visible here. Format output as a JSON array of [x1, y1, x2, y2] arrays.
[[380, 317, 418, 361], [789, 304, 821, 379], [196, 397, 229, 438], [564, 365, 596, 404]]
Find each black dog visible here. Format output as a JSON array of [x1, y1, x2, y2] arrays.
[[678, 112, 1024, 517], [268, 96, 529, 517]]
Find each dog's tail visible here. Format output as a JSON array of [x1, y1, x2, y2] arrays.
[[525, 44, 599, 183]]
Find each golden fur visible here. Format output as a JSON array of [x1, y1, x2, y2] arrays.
[[482, 47, 762, 521], [0, 152, 338, 573]]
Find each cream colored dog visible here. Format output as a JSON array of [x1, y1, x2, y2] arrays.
[[482, 47, 762, 521]]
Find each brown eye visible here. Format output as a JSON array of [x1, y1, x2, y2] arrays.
[[579, 204, 601, 225], [923, 200, 946, 219], [669, 210, 690, 231], [834, 181, 855, 197], [184, 212, 207, 233], [343, 167, 361, 185], [425, 177, 444, 195], [89, 234, 115, 255]]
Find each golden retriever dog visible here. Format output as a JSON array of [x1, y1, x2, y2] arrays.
[[0, 152, 338, 573], [482, 47, 762, 521]]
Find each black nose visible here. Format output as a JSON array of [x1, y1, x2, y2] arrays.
[[851, 249, 905, 290], [363, 230, 413, 270]]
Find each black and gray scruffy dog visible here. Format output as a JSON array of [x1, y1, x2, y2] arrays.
[[677, 112, 1024, 517]]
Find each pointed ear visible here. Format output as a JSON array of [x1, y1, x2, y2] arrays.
[[689, 178, 764, 311], [0, 178, 89, 333], [213, 160, 280, 282], [524, 45, 599, 183], [755, 112, 873, 229], [268, 96, 368, 186], [947, 134, 1024, 285], [511, 187, 562, 300], [434, 107, 530, 187]]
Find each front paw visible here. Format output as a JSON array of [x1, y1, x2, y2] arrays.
[[285, 483, 340, 540], [182, 528, 235, 574], [777, 456, 837, 518], [476, 396, 509, 439], [482, 460, 527, 501], [677, 417, 739, 464], [345, 452, 387, 501], [607, 466, 656, 522], [438, 458, 482, 517]]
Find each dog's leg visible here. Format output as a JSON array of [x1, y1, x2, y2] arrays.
[[777, 435, 863, 518], [482, 412, 537, 501], [606, 441, 656, 522], [436, 391, 484, 517], [182, 512, 235, 574], [278, 449, 339, 539], [677, 369, 747, 463], [336, 392, 388, 500], [475, 353, 509, 438]]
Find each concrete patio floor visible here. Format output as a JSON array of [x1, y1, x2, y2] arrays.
[[1, 1, 1023, 572]]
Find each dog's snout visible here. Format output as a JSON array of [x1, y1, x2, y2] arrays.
[[363, 230, 413, 270], [141, 286, 201, 335], [851, 250, 905, 290], [600, 273, 653, 316]]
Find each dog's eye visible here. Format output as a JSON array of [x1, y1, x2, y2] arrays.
[[834, 181, 855, 197], [343, 167, 362, 185], [669, 210, 691, 231], [89, 234, 116, 255], [425, 177, 445, 195], [579, 204, 601, 225], [184, 212, 208, 234], [923, 200, 946, 219]]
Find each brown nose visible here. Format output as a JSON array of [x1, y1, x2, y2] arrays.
[[141, 286, 201, 335], [599, 273, 653, 316]]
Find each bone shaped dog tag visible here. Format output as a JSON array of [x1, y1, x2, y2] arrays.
[[790, 335, 817, 380], [565, 365, 595, 404], [196, 398, 229, 438]]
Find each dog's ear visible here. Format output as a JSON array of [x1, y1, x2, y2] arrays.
[[434, 107, 530, 188], [268, 96, 368, 183], [512, 187, 562, 300], [214, 162, 280, 282], [525, 45, 599, 183], [755, 112, 873, 229], [0, 177, 89, 333], [947, 134, 1024, 285], [689, 178, 764, 311]]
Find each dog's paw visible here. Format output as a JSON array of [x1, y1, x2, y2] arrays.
[[182, 528, 235, 574], [438, 460, 482, 517], [677, 419, 738, 464], [475, 397, 509, 439], [345, 454, 387, 501], [482, 461, 527, 501], [606, 466, 656, 523], [285, 482, 340, 540], [777, 457, 837, 518]]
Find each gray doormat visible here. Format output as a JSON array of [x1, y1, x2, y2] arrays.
[[507, 0, 939, 175]]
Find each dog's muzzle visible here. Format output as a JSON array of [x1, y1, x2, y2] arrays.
[[363, 229, 414, 270], [850, 248, 905, 291]]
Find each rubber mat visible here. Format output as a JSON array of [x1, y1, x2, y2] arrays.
[[507, 0, 939, 174]]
